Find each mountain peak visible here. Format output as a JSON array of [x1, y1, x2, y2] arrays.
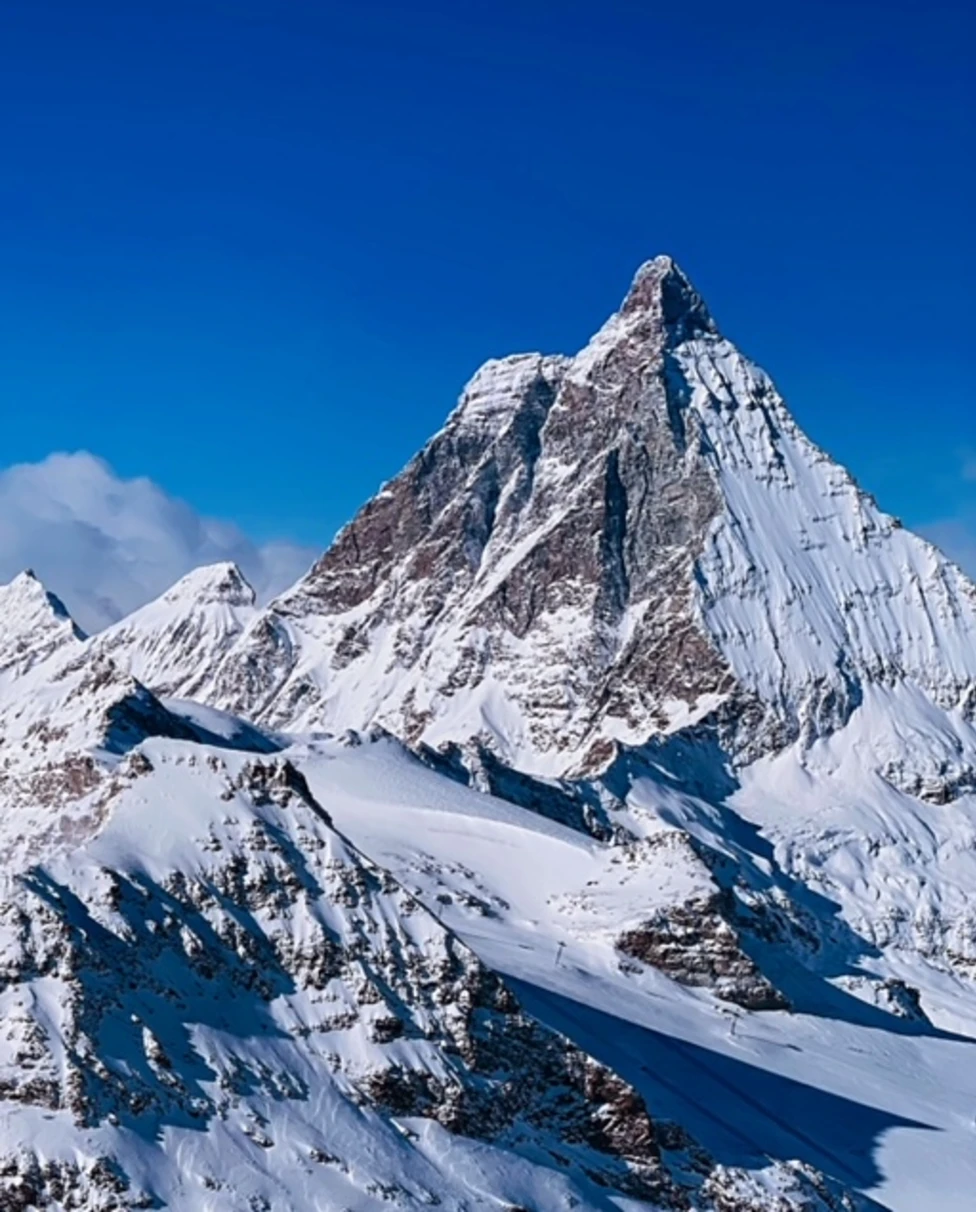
[[11, 567, 58, 602], [620, 254, 716, 340], [160, 561, 256, 608], [2, 569, 82, 635], [93, 561, 260, 700], [0, 571, 86, 678]]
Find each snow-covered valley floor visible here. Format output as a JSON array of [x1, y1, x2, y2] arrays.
[[300, 736, 976, 1212]]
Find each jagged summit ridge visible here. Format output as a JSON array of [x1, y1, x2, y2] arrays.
[[437, 256, 711, 445]]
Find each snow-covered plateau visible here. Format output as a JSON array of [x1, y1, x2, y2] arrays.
[[1, 257, 974, 1210]]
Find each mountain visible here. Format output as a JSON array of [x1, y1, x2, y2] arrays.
[[95, 562, 259, 700], [102, 256, 976, 792], [3, 256, 976, 1209]]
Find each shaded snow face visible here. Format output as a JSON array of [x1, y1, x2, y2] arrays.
[[0, 452, 316, 632]]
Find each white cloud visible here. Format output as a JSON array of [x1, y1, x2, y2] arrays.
[[0, 452, 318, 633]]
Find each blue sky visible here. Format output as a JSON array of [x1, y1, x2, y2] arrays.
[[0, 0, 972, 561]]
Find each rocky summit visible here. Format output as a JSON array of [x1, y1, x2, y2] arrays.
[[1, 259, 975, 1209]]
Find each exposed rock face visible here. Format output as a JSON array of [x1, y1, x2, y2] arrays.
[[617, 889, 790, 1012], [95, 257, 976, 805], [548, 828, 796, 1012], [831, 975, 929, 1024]]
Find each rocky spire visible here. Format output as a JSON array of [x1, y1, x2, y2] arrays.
[[620, 254, 716, 342]]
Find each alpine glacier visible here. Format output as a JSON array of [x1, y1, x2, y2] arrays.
[[1, 257, 975, 1210]]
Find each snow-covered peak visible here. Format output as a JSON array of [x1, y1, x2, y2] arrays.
[[71, 260, 976, 798], [158, 560, 256, 608], [447, 352, 570, 436], [1, 568, 80, 628], [0, 568, 85, 679], [91, 563, 260, 700]]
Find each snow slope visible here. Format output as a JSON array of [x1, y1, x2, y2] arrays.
[[0, 728, 864, 1209]]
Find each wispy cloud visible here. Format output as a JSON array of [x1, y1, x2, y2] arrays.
[[0, 452, 318, 633]]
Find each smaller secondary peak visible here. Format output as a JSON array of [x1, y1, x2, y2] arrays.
[[6, 569, 76, 622], [162, 562, 257, 609], [0, 570, 86, 645], [10, 569, 48, 595], [621, 255, 716, 340], [452, 352, 569, 429]]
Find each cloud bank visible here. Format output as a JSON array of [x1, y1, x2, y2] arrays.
[[0, 452, 319, 633]]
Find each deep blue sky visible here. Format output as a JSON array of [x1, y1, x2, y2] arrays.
[[0, 0, 972, 553]]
